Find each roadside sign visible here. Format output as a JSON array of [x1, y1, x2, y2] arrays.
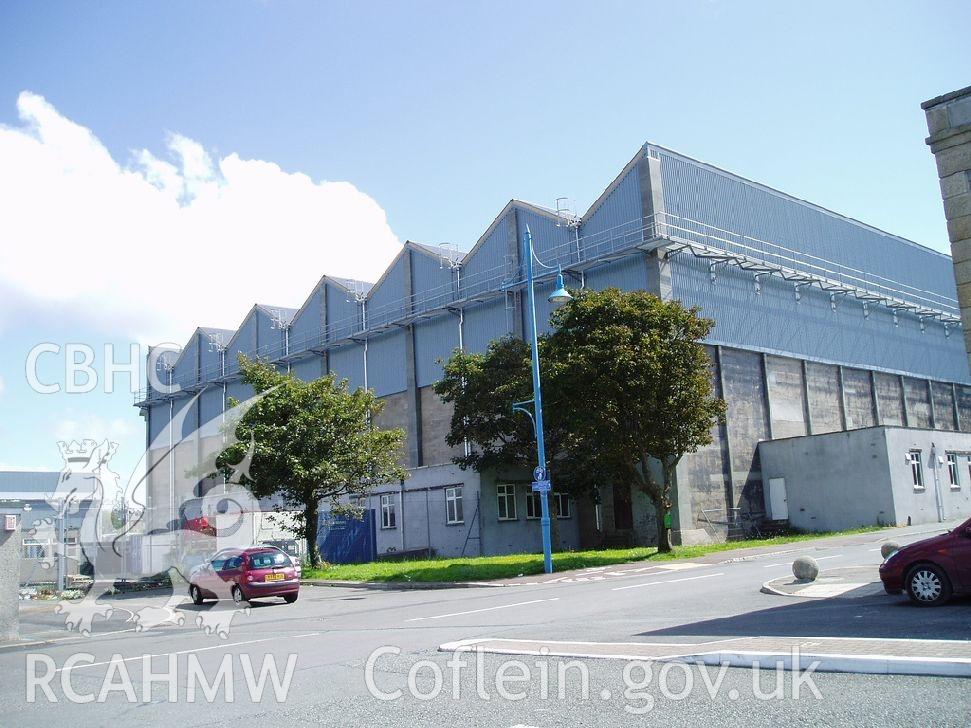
[[531, 479, 551, 493], [533, 466, 547, 482]]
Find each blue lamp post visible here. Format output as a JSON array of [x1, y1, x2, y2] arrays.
[[521, 225, 572, 574]]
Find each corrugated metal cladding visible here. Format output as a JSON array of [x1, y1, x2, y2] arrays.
[[414, 314, 460, 388], [367, 255, 407, 329], [289, 355, 325, 383], [366, 331, 407, 396], [180, 398, 199, 439], [200, 387, 223, 426], [410, 247, 457, 311], [329, 343, 365, 391], [583, 255, 650, 293], [226, 380, 255, 408], [198, 334, 226, 382], [225, 313, 257, 378], [148, 403, 169, 444], [326, 283, 363, 342], [461, 213, 511, 298], [516, 207, 575, 266], [172, 334, 199, 385], [255, 308, 287, 360], [654, 147, 958, 306], [670, 255, 969, 383], [289, 283, 325, 350], [579, 164, 644, 259], [463, 299, 512, 354]]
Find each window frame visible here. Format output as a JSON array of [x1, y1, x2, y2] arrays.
[[445, 486, 464, 525], [380, 493, 397, 530], [907, 450, 925, 490], [946, 452, 960, 489], [496, 484, 518, 521], [525, 490, 540, 520], [554, 492, 572, 519]]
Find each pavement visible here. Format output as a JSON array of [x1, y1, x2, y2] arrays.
[[761, 565, 885, 599], [1, 519, 968, 726]]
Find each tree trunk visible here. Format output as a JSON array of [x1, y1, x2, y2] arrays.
[[305, 500, 322, 568], [655, 498, 671, 553]]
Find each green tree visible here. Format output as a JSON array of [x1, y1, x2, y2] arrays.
[[547, 288, 726, 552], [214, 356, 407, 567]]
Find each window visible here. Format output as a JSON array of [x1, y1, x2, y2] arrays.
[[907, 450, 924, 489], [249, 551, 289, 569], [445, 486, 464, 524], [946, 453, 960, 488], [525, 491, 540, 519], [554, 492, 572, 519], [380, 494, 397, 529], [497, 484, 517, 521]]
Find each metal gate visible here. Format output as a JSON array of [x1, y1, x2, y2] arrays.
[[318, 509, 376, 564]]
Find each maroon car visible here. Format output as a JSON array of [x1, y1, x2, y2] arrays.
[[189, 546, 300, 606], [879, 516, 971, 606]]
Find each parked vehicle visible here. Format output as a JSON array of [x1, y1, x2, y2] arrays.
[[189, 546, 300, 606], [879, 516, 971, 606]]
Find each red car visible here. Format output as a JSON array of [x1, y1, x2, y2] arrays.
[[189, 546, 300, 606], [879, 516, 971, 606]]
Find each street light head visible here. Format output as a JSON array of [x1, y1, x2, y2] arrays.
[[548, 272, 572, 306]]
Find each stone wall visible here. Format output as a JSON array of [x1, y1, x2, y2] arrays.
[[923, 86, 971, 367], [0, 513, 20, 641]]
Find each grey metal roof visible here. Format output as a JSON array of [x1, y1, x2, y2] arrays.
[[0, 470, 61, 493]]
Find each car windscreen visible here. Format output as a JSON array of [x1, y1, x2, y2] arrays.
[[248, 552, 289, 569]]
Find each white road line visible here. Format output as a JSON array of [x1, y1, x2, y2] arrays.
[[762, 563, 786, 568], [54, 632, 322, 673], [406, 598, 559, 622], [815, 555, 843, 561], [610, 572, 724, 592]]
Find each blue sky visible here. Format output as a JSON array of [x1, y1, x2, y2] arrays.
[[1, 0, 969, 482]]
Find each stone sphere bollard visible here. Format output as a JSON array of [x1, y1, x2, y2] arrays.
[[792, 556, 819, 582], [880, 542, 900, 560]]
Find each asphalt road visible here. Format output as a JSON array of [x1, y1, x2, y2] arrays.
[[2, 522, 969, 727]]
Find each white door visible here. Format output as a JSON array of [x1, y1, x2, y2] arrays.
[[767, 478, 788, 521]]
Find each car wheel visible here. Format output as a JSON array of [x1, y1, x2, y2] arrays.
[[906, 564, 952, 607], [283, 593, 298, 604], [190, 585, 204, 605], [231, 585, 248, 607]]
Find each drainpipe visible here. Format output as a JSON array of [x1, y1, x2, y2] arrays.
[[930, 442, 946, 523]]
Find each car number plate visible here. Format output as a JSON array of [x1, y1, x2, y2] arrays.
[[265, 573, 284, 581]]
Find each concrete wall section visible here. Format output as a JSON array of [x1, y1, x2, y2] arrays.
[[931, 381, 957, 431], [719, 347, 769, 517], [903, 377, 933, 429], [765, 355, 808, 438], [419, 386, 464, 466], [806, 362, 843, 434], [842, 367, 876, 430], [372, 391, 411, 466], [874, 372, 906, 426]]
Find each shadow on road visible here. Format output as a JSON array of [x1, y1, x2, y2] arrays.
[[640, 590, 971, 641]]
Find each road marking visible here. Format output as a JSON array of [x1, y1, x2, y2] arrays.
[[610, 572, 724, 592], [815, 555, 843, 561], [406, 598, 559, 622], [762, 563, 786, 568], [54, 632, 322, 673]]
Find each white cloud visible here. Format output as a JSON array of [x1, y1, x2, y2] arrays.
[[0, 375, 5, 398], [0, 91, 401, 344], [51, 410, 140, 444]]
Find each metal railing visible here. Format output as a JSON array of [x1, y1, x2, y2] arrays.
[[134, 212, 960, 405]]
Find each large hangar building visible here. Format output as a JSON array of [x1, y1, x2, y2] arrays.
[[137, 143, 971, 558]]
